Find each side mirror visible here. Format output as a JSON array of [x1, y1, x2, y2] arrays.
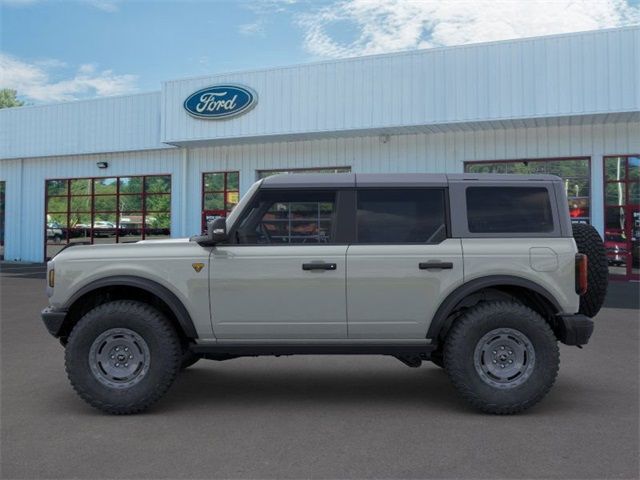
[[192, 217, 228, 246], [208, 217, 228, 244]]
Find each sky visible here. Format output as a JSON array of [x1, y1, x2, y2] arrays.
[[1, 0, 639, 104]]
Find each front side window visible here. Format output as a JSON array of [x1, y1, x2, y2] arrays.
[[235, 190, 336, 245], [356, 189, 447, 243], [466, 187, 553, 233]]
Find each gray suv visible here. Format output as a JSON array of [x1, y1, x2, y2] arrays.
[[41, 173, 608, 414]]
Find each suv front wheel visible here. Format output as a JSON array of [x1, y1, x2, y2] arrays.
[[443, 301, 559, 414], [65, 300, 182, 414]]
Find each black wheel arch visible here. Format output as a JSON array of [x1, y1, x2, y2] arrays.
[[426, 275, 562, 342], [60, 275, 198, 342]]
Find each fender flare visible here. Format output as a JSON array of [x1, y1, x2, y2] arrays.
[[426, 275, 562, 340], [64, 275, 198, 338]]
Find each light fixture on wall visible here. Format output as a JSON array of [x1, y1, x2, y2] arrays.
[[96, 162, 108, 169]]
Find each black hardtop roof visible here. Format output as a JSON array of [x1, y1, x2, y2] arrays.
[[260, 172, 562, 188]]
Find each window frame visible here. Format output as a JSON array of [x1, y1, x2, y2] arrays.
[[602, 154, 640, 281], [464, 157, 592, 224], [449, 181, 563, 238], [353, 187, 450, 245], [201, 171, 240, 231], [256, 166, 351, 180], [227, 188, 351, 246], [44, 174, 172, 260]]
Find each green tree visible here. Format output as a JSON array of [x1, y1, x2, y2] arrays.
[[0, 89, 24, 109]]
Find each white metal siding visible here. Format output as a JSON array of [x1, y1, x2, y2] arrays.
[[162, 27, 639, 145], [0, 92, 168, 160], [0, 125, 637, 262], [0, 149, 183, 261]]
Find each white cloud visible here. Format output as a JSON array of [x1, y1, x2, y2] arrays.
[[298, 0, 640, 58], [0, 53, 138, 103], [238, 19, 266, 36]]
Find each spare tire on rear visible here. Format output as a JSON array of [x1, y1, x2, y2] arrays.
[[572, 223, 608, 317]]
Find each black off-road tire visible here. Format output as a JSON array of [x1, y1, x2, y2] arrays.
[[65, 300, 182, 414], [430, 350, 444, 368], [180, 350, 201, 370], [572, 223, 608, 318], [444, 301, 559, 414]]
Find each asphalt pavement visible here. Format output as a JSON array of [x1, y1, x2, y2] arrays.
[[1, 263, 638, 479]]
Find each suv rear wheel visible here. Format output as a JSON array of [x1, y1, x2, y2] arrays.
[[443, 301, 559, 414], [65, 300, 182, 414]]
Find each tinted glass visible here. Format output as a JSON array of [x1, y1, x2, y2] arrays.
[[466, 187, 554, 233], [356, 189, 446, 243], [236, 190, 336, 244]]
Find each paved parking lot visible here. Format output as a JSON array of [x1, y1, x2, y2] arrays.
[[1, 263, 638, 479]]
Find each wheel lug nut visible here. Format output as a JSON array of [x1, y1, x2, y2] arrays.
[[492, 350, 497, 355], [509, 360, 513, 364], [500, 364, 505, 368], [124, 363, 128, 367], [115, 347, 119, 351], [110, 355, 115, 359], [124, 347, 128, 351], [508, 351, 513, 355], [129, 355, 133, 359], [493, 360, 497, 364], [500, 346, 505, 350], [115, 363, 119, 367]]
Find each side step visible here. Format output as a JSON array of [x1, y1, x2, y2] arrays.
[[190, 343, 437, 358]]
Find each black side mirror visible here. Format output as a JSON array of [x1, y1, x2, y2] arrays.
[[208, 217, 228, 244], [192, 217, 228, 246]]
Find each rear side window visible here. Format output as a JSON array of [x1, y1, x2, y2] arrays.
[[466, 187, 554, 233], [356, 189, 447, 243]]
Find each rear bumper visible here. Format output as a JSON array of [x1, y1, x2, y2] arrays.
[[556, 314, 594, 346], [41, 307, 68, 337]]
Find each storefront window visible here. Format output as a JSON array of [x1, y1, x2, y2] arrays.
[[201, 171, 240, 231], [45, 175, 171, 259], [257, 167, 351, 179], [0, 181, 5, 259], [603, 155, 639, 280], [464, 158, 591, 223]]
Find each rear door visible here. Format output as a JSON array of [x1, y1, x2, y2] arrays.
[[346, 187, 464, 339]]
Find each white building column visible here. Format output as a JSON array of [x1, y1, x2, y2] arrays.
[[591, 155, 604, 237]]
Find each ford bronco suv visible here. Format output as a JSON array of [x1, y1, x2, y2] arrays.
[[41, 173, 608, 415]]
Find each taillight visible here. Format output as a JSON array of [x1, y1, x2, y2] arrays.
[[575, 254, 588, 295]]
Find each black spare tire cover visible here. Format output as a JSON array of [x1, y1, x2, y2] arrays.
[[572, 223, 608, 317]]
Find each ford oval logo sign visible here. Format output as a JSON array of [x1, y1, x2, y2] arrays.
[[183, 85, 257, 119]]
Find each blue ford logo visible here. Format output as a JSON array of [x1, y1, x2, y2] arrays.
[[184, 84, 257, 119]]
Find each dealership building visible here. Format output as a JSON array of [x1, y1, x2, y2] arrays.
[[0, 26, 638, 279]]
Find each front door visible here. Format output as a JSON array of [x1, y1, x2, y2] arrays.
[[346, 188, 464, 339], [210, 188, 348, 339]]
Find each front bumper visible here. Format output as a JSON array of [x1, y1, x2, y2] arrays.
[[41, 307, 68, 337], [556, 314, 594, 346]]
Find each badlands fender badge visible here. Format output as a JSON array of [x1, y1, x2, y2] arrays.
[[192, 263, 205, 273]]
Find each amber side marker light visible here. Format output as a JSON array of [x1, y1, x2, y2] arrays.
[[575, 254, 588, 295], [48, 269, 55, 288]]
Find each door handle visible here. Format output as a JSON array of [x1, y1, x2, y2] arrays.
[[302, 262, 337, 271], [419, 261, 453, 270]]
